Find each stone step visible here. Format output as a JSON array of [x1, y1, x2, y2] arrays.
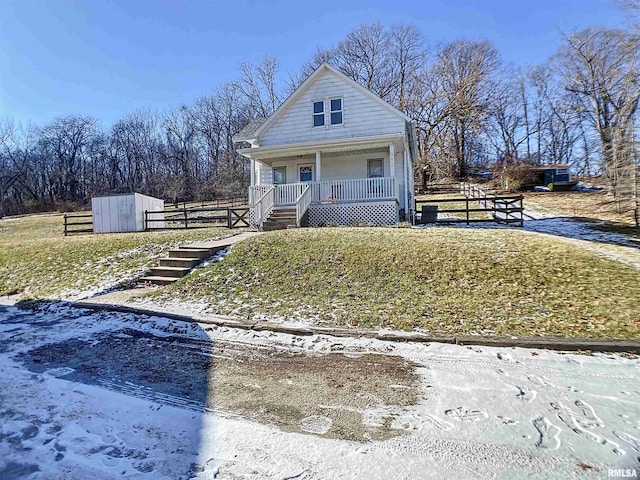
[[148, 266, 191, 278], [159, 257, 201, 268], [180, 245, 227, 256], [167, 248, 211, 259], [139, 276, 179, 285]]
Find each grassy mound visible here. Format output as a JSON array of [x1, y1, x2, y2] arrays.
[[160, 227, 640, 338], [0, 214, 234, 299]]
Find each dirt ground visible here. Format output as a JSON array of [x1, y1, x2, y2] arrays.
[[18, 324, 419, 442]]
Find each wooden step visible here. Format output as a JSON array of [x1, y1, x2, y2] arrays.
[[167, 248, 211, 259], [139, 276, 178, 285], [148, 266, 191, 278], [159, 257, 201, 268], [263, 223, 293, 231], [269, 213, 296, 219]]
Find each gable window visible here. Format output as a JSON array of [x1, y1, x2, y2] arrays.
[[313, 101, 324, 127], [330, 98, 343, 125]]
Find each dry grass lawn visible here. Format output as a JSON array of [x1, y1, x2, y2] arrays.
[[155, 227, 640, 339], [523, 190, 638, 235], [0, 213, 235, 299]]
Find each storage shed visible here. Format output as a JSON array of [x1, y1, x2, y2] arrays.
[[92, 193, 165, 233]]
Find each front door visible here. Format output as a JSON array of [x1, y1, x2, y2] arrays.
[[298, 164, 314, 182]]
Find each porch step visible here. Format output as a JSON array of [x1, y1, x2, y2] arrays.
[[263, 208, 297, 231], [269, 211, 296, 219]]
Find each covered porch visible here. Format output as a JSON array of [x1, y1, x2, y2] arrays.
[[241, 134, 411, 228]]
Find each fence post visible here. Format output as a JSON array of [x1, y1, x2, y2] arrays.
[[183, 209, 188, 229], [64, 214, 68, 236], [520, 196, 524, 228], [227, 208, 232, 229], [466, 197, 470, 225], [144, 210, 148, 231]]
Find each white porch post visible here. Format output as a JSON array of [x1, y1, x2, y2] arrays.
[[250, 159, 256, 186], [403, 150, 410, 221], [315, 151, 321, 182], [389, 143, 395, 177]]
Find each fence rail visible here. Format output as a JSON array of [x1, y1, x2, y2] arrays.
[[165, 196, 248, 210], [144, 206, 250, 231], [63, 213, 93, 236], [416, 182, 523, 227]]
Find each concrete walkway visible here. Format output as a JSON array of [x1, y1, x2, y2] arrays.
[[188, 230, 263, 249]]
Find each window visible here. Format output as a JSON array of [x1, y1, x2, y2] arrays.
[[273, 166, 286, 184], [299, 165, 313, 182], [313, 101, 324, 127], [556, 168, 568, 175], [368, 158, 384, 178], [330, 98, 342, 125]]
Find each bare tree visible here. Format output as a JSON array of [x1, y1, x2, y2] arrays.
[[557, 27, 640, 207], [432, 39, 500, 176], [235, 56, 282, 117], [38, 116, 100, 203], [389, 24, 427, 111]]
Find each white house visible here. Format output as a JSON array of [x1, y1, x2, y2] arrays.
[[235, 62, 418, 230]]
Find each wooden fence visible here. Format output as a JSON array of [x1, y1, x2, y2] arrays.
[[63, 213, 93, 236], [415, 183, 524, 227], [165, 196, 248, 211], [144, 206, 250, 231]]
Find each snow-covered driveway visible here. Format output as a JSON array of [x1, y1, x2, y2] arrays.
[[1, 303, 639, 479]]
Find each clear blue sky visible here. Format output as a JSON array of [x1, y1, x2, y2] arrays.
[[0, 0, 627, 128]]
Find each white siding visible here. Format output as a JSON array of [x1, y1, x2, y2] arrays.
[[258, 163, 273, 186], [258, 70, 406, 147], [92, 193, 164, 233], [134, 193, 164, 231]]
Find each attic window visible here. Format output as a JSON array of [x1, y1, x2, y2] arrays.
[[313, 101, 324, 127], [330, 98, 343, 125]]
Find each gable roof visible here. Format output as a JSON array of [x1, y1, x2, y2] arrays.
[[246, 63, 412, 143], [233, 117, 267, 143]]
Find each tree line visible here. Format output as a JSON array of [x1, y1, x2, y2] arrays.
[[1, 5, 639, 218]]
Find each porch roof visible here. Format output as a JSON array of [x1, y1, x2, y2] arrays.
[[237, 133, 404, 164]]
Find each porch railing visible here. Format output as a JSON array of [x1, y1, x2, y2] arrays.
[[249, 185, 270, 205], [311, 177, 396, 203], [253, 186, 275, 226], [250, 177, 397, 207], [249, 177, 397, 228], [275, 183, 308, 205], [295, 184, 312, 227]]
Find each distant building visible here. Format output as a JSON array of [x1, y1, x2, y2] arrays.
[[522, 164, 577, 191]]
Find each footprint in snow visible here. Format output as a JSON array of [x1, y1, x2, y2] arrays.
[[533, 416, 561, 449], [516, 385, 537, 403], [445, 407, 488, 422]]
